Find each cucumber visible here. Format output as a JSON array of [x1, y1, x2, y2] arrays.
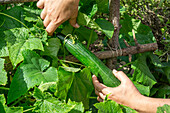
[[57, 35, 120, 87]]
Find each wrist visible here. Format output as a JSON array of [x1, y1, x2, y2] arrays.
[[132, 95, 147, 112]]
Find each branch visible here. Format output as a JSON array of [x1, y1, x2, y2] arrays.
[[108, 0, 120, 48], [62, 43, 158, 63], [0, 0, 37, 4], [107, 0, 120, 69]]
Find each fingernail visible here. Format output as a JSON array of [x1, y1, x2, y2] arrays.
[[75, 23, 80, 28], [92, 75, 96, 78], [113, 69, 117, 74]]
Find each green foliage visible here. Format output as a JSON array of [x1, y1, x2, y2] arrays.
[[42, 38, 61, 58], [95, 18, 114, 39], [133, 82, 150, 96], [131, 53, 157, 88], [4, 28, 44, 67], [33, 87, 85, 113], [33, 88, 76, 113], [95, 0, 109, 13], [94, 100, 137, 113], [55, 66, 75, 100], [68, 68, 93, 109], [0, 58, 7, 85], [94, 100, 123, 113], [157, 104, 170, 113], [0, 94, 23, 113], [7, 50, 58, 104]]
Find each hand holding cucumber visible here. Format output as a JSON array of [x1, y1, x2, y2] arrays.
[[92, 69, 170, 113], [37, 0, 80, 35]]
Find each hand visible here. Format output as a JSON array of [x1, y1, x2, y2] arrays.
[[92, 69, 143, 109], [37, 0, 80, 35]]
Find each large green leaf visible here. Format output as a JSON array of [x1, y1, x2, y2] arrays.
[[30, 25, 48, 43], [132, 53, 157, 88], [55, 66, 77, 100], [0, 7, 25, 31], [0, 7, 26, 58], [157, 104, 170, 113], [42, 38, 61, 58], [0, 58, 7, 85], [68, 68, 93, 109], [121, 105, 137, 113], [7, 50, 58, 104], [77, 12, 100, 30], [133, 82, 150, 96], [155, 85, 170, 98], [4, 28, 44, 67], [94, 100, 123, 113], [0, 6, 41, 31], [95, 18, 114, 39], [61, 23, 74, 35], [0, 102, 5, 113], [33, 88, 80, 113], [149, 53, 165, 67], [23, 6, 42, 23], [67, 99, 84, 113], [0, 94, 23, 113], [38, 98, 75, 113], [119, 13, 156, 45], [95, 0, 109, 13], [162, 67, 170, 83], [74, 26, 98, 44], [0, 32, 9, 57], [0, 94, 6, 106], [119, 14, 133, 38]]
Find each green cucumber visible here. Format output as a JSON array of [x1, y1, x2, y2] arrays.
[[57, 35, 120, 87]]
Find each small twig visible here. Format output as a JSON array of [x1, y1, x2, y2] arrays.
[[23, 107, 36, 112], [87, 30, 93, 49], [117, 62, 134, 71], [89, 97, 97, 99], [107, 43, 117, 56], [123, 39, 132, 62], [132, 29, 139, 46], [123, 39, 130, 47], [0, 87, 9, 90], [59, 60, 85, 67], [10, 96, 26, 106]]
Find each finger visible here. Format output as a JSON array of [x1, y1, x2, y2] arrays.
[[69, 10, 79, 28], [43, 15, 51, 27], [69, 17, 79, 28], [92, 75, 111, 95], [97, 96, 103, 102], [112, 69, 131, 84], [98, 92, 106, 100], [37, 0, 45, 9], [46, 20, 62, 35], [95, 89, 99, 96], [92, 75, 107, 91], [41, 8, 47, 20]]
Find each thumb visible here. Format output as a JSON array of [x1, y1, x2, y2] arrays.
[[112, 69, 130, 83]]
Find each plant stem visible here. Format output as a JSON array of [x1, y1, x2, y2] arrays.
[[23, 107, 36, 112], [89, 97, 97, 99], [0, 12, 34, 36], [117, 62, 134, 71], [60, 60, 85, 67], [87, 30, 93, 49], [10, 96, 25, 106], [0, 87, 9, 90]]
